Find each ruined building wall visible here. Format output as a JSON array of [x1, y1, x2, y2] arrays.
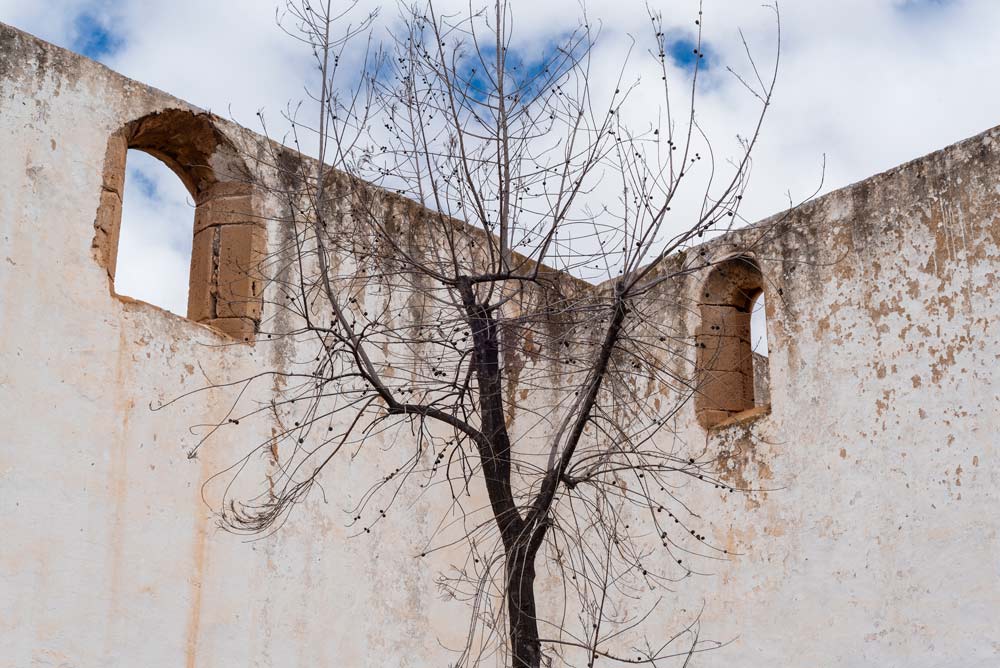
[[1, 23, 998, 667]]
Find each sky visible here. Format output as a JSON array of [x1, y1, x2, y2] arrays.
[[2, 0, 999, 321]]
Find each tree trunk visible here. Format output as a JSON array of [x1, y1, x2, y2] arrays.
[[507, 547, 542, 668], [458, 281, 545, 667]]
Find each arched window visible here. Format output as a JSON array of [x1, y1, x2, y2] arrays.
[[92, 109, 263, 342], [695, 256, 770, 428]]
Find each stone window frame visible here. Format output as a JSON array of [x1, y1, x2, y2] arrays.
[[694, 256, 771, 429], [92, 109, 264, 342]]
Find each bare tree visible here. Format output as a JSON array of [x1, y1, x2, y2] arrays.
[[185, 1, 781, 666]]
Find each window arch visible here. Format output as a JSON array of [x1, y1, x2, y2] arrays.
[[695, 256, 769, 428], [92, 109, 263, 342]]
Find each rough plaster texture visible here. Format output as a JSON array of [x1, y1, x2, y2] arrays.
[[1, 23, 998, 667]]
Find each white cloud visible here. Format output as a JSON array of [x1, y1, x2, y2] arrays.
[[115, 150, 195, 316], [3, 0, 999, 307]]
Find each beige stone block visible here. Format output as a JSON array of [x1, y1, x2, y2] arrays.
[[696, 369, 753, 413], [696, 334, 754, 373], [698, 405, 771, 430], [193, 195, 256, 234], [697, 305, 751, 340], [204, 317, 256, 342], [216, 224, 263, 321], [187, 228, 218, 322], [93, 189, 122, 279], [101, 132, 128, 196], [697, 409, 736, 429], [700, 260, 762, 309], [195, 179, 252, 205]]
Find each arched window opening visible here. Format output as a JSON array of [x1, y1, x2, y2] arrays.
[[92, 109, 264, 342], [115, 149, 194, 316], [695, 257, 770, 428]]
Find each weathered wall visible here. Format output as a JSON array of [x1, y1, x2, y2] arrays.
[[651, 128, 1000, 665], [2, 22, 998, 667]]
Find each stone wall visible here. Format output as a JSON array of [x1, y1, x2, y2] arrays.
[[2, 22, 998, 668]]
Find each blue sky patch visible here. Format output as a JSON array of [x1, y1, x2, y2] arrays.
[[894, 0, 953, 15], [127, 165, 159, 200], [667, 35, 712, 72], [72, 12, 122, 61], [458, 42, 569, 105], [897, 0, 950, 7]]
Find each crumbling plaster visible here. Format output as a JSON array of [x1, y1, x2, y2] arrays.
[[1, 22, 998, 668]]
